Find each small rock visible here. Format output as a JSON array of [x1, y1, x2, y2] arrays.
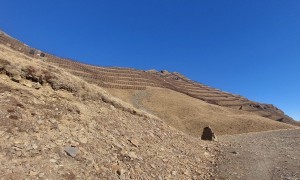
[[50, 159, 57, 163], [231, 151, 238, 155], [38, 173, 45, 178], [49, 119, 56, 124], [26, 145, 33, 151], [70, 141, 79, 147], [64, 146, 78, 157], [129, 138, 139, 147], [113, 142, 123, 149], [37, 120, 43, 124], [32, 144, 38, 149], [29, 170, 39, 176], [99, 107, 109, 114], [172, 171, 177, 176], [149, 133, 155, 138], [204, 152, 210, 157], [12, 75, 22, 83], [78, 137, 88, 144], [117, 168, 126, 176], [128, 151, 138, 159], [109, 105, 116, 111], [32, 82, 42, 89], [14, 140, 22, 144], [112, 164, 126, 176], [111, 164, 120, 172], [21, 80, 33, 88]]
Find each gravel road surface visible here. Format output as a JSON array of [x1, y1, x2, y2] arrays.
[[215, 129, 300, 180]]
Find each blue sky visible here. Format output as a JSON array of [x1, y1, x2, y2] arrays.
[[1, 0, 299, 120]]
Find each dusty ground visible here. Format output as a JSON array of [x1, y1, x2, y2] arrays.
[[215, 129, 300, 180], [0, 44, 218, 179]]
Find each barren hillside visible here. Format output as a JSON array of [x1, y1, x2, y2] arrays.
[[0, 31, 298, 138], [0, 30, 298, 128], [107, 87, 295, 136], [0, 44, 219, 179]]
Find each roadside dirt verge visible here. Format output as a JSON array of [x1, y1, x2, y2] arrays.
[[215, 129, 300, 180]]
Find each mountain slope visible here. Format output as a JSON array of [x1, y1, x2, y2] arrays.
[[107, 87, 294, 136], [0, 30, 298, 137], [0, 44, 216, 179], [0, 30, 298, 127]]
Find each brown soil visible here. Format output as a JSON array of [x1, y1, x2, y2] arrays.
[[215, 128, 300, 179], [0, 44, 217, 179], [107, 88, 295, 136]]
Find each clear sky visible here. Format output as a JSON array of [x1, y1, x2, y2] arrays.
[[1, 0, 299, 120]]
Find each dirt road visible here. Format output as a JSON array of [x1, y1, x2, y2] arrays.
[[215, 128, 300, 180]]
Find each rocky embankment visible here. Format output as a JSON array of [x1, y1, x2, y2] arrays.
[[0, 44, 218, 179]]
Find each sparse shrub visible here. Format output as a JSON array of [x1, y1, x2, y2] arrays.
[[42, 70, 56, 82], [276, 118, 284, 122], [0, 59, 11, 74], [25, 66, 36, 75], [206, 99, 218, 105], [29, 49, 35, 55], [0, 58, 11, 66], [9, 115, 18, 120], [0, 82, 11, 93], [22, 66, 40, 83], [7, 109, 15, 113], [16, 103, 25, 109]]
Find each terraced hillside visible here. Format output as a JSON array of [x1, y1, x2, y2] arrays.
[[0, 42, 220, 179], [0, 30, 298, 127], [106, 87, 296, 136]]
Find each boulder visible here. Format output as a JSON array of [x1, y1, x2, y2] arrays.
[[201, 126, 216, 141], [146, 69, 159, 73], [160, 70, 170, 74]]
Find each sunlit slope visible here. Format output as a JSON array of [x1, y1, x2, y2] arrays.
[[0, 44, 219, 179], [107, 87, 295, 136], [0, 29, 298, 131]]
